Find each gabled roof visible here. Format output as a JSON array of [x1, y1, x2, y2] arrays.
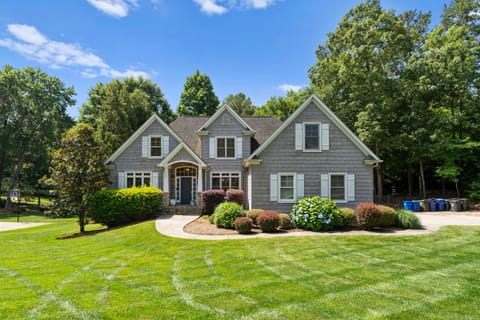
[[106, 114, 191, 164], [247, 94, 381, 161], [197, 104, 255, 132], [170, 115, 282, 156], [158, 142, 207, 168]]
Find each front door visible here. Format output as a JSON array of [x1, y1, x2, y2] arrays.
[[180, 177, 192, 204]]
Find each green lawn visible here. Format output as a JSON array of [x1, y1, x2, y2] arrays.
[[1, 214, 479, 319]]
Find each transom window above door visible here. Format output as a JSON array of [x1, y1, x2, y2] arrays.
[[216, 137, 235, 159]]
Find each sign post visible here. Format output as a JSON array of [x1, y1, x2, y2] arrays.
[[10, 189, 20, 222]]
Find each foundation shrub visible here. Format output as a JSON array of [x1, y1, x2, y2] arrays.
[[378, 205, 397, 226], [226, 189, 244, 206], [212, 201, 245, 229], [246, 209, 263, 224], [356, 202, 383, 230], [257, 210, 280, 232], [396, 209, 422, 229], [290, 196, 343, 231], [234, 217, 253, 234], [201, 189, 225, 215], [339, 207, 355, 227], [89, 186, 163, 227], [278, 213, 293, 230]]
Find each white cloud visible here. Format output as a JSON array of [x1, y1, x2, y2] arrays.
[[278, 84, 303, 93], [0, 24, 148, 79], [242, 0, 276, 9], [193, 0, 228, 15], [86, 0, 139, 18], [192, 0, 276, 15]]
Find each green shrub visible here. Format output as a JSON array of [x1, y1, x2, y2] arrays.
[[212, 202, 245, 229], [234, 217, 252, 234], [468, 181, 480, 202], [201, 189, 225, 215], [257, 210, 280, 232], [89, 186, 163, 227], [378, 205, 396, 226], [396, 210, 422, 229], [356, 202, 383, 230], [290, 196, 343, 231], [278, 213, 293, 230], [339, 207, 355, 227], [246, 209, 263, 224]]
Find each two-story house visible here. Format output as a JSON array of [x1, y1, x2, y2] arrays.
[[105, 94, 381, 211]]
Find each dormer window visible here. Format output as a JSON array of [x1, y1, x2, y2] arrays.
[[217, 137, 235, 159]]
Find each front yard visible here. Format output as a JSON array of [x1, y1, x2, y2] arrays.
[[0, 213, 479, 319]]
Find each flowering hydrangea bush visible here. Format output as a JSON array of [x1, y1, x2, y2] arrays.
[[290, 196, 343, 231]]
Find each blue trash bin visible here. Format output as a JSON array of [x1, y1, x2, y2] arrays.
[[429, 198, 437, 211], [436, 199, 446, 211], [412, 201, 420, 212], [403, 201, 413, 211]]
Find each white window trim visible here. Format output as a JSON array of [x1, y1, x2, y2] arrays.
[[125, 171, 153, 188], [210, 171, 242, 190], [303, 122, 321, 152], [329, 172, 347, 203], [278, 172, 296, 203], [149, 135, 163, 159], [215, 136, 236, 160]]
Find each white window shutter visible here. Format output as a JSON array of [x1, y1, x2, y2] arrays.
[[321, 123, 329, 151], [162, 136, 169, 158], [209, 137, 215, 158], [296, 174, 304, 198], [236, 137, 243, 159], [321, 174, 329, 198], [118, 172, 125, 189], [347, 174, 355, 201], [295, 123, 303, 150], [270, 174, 278, 202], [142, 136, 149, 157], [152, 172, 159, 188]]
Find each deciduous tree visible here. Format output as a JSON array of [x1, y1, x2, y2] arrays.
[[177, 70, 219, 116]]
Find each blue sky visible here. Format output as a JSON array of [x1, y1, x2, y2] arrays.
[[0, 0, 446, 119]]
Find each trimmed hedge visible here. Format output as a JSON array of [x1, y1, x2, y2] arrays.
[[378, 205, 396, 226], [212, 202, 245, 229], [234, 217, 253, 234], [201, 189, 225, 215], [339, 207, 355, 227], [257, 210, 280, 232], [226, 189, 244, 206], [396, 210, 422, 229], [278, 213, 293, 230], [246, 209, 263, 224], [356, 202, 383, 230], [89, 186, 163, 227]]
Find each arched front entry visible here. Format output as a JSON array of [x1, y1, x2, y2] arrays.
[[175, 166, 197, 205]]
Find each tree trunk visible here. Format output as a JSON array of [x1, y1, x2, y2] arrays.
[[5, 144, 25, 209], [375, 144, 383, 203], [419, 159, 426, 199], [407, 167, 412, 197]]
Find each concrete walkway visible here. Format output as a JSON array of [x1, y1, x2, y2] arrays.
[[155, 212, 480, 240], [0, 222, 48, 232]]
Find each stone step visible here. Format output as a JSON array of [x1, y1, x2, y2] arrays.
[[162, 205, 202, 216]]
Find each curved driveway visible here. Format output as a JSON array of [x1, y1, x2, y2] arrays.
[[155, 212, 480, 240]]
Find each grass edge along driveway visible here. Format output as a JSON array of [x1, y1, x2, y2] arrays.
[[0, 214, 479, 319]]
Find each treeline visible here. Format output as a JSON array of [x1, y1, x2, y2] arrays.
[[1, 0, 479, 207]]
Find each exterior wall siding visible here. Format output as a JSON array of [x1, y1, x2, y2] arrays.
[[250, 102, 374, 212], [108, 121, 180, 190], [201, 110, 250, 190]]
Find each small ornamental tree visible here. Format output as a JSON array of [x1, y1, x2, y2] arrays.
[[47, 124, 108, 232]]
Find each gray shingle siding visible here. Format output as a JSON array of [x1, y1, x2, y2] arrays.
[[108, 121, 180, 190], [201, 110, 250, 190], [250, 102, 374, 212]]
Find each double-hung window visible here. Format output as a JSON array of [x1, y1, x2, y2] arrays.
[[304, 123, 320, 151], [279, 174, 295, 202], [211, 172, 240, 191], [150, 136, 162, 157], [330, 174, 346, 201], [216, 137, 235, 159]]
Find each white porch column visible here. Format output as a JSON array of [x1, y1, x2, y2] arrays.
[[197, 166, 203, 193], [163, 167, 169, 193]]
